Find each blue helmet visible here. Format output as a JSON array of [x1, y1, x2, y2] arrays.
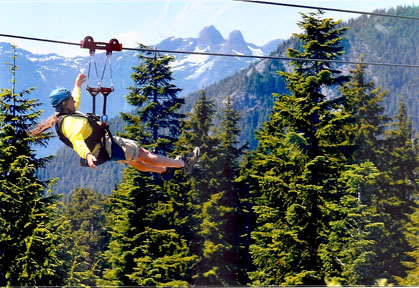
[[49, 88, 71, 107]]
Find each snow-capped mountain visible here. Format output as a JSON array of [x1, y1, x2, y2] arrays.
[[158, 25, 282, 95]]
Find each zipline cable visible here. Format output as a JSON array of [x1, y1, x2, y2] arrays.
[[123, 46, 419, 68], [0, 34, 80, 47], [1, 33, 419, 69], [234, 0, 419, 21]]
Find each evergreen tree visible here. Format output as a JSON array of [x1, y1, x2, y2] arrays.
[[102, 166, 196, 286], [123, 44, 184, 153], [247, 11, 364, 285], [180, 94, 247, 285], [335, 61, 390, 284], [377, 100, 418, 282], [318, 161, 385, 285], [101, 167, 148, 285], [397, 196, 419, 286], [214, 96, 248, 284], [235, 151, 257, 284], [174, 90, 223, 285], [63, 188, 108, 286], [341, 58, 390, 166], [102, 47, 194, 286], [0, 46, 65, 285]]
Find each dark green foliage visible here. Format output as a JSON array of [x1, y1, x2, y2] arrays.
[[101, 167, 146, 285], [102, 166, 195, 286], [248, 11, 366, 285], [103, 47, 195, 286], [318, 161, 385, 285], [173, 91, 248, 285], [339, 61, 419, 283], [0, 46, 65, 285], [122, 44, 184, 154], [62, 188, 108, 285], [214, 96, 249, 284], [374, 100, 418, 282], [175, 91, 223, 284], [397, 196, 419, 285], [336, 62, 389, 284], [103, 167, 196, 286], [341, 59, 390, 165]]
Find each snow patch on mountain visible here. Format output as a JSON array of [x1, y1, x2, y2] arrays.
[[232, 50, 245, 56], [171, 46, 211, 72], [27, 55, 63, 62], [172, 54, 210, 69], [248, 46, 264, 56], [186, 61, 214, 80], [36, 69, 46, 81], [41, 66, 60, 72]]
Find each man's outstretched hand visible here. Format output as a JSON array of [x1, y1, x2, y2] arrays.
[[75, 73, 87, 88]]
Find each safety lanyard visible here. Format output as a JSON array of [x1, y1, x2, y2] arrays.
[[81, 36, 122, 123]]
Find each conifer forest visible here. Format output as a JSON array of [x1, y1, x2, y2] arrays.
[[0, 10, 418, 286]]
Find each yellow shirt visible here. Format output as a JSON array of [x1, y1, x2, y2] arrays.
[[61, 87, 98, 159]]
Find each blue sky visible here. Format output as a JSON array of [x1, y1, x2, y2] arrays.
[[0, 0, 417, 57]]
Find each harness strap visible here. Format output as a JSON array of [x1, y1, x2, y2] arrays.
[[77, 37, 125, 164], [55, 112, 122, 167], [101, 123, 126, 162]]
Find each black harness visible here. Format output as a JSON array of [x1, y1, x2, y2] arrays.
[[55, 112, 113, 167], [58, 37, 125, 167]]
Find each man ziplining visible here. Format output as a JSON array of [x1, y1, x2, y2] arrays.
[[30, 73, 200, 176]]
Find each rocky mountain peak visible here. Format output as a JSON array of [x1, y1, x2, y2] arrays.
[[221, 30, 250, 54], [197, 25, 224, 50], [228, 30, 245, 44]]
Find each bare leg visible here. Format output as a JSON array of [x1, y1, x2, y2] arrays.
[[126, 147, 200, 175], [137, 147, 184, 168], [127, 159, 166, 173]]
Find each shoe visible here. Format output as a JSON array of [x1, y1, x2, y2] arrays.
[[161, 167, 175, 180], [183, 147, 200, 174], [161, 155, 181, 180]]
